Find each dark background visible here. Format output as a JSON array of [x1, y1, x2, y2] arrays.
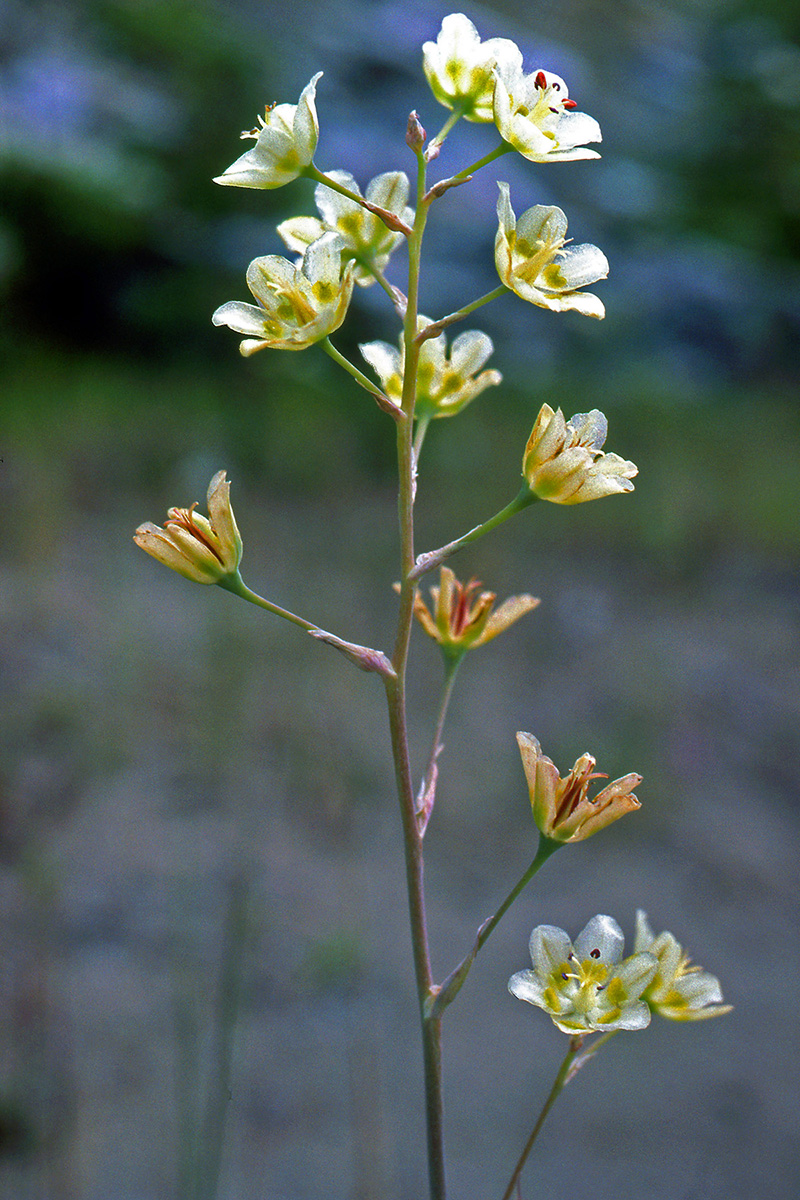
[[1, 1, 799, 1197]]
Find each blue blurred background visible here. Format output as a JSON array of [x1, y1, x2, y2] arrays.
[[1, 1, 799, 1198]]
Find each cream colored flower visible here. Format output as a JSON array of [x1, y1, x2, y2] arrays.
[[521, 404, 638, 504], [214, 74, 322, 189], [495, 182, 608, 318], [517, 732, 641, 843], [212, 233, 355, 355], [134, 471, 242, 585], [360, 320, 501, 419], [277, 169, 413, 287], [409, 567, 539, 658], [493, 64, 601, 162], [509, 915, 658, 1034], [634, 912, 732, 1021], [422, 13, 521, 123]]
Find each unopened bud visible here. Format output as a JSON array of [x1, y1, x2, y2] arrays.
[[406, 110, 426, 151]]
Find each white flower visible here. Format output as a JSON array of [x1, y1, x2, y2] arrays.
[[422, 13, 521, 123], [522, 404, 638, 504], [495, 182, 609, 318], [634, 912, 732, 1021], [493, 64, 601, 162], [212, 233, 355, 355], [277, 169, 412, 287], [214, 73, 321, 189], [509, 915, 658, 1035], [360, 320, 501, 418], [134, 471, 242, 585]]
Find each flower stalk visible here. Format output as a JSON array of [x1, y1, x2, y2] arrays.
[[500, 1037, 583, 1200]]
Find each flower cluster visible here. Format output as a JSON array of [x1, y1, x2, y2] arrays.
[[135, 19, 730, 1181], [423, 14, 601, 162], [510, 914, 729, 1035]]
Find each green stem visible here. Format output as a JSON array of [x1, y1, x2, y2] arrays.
[[500, 1037, 582, 1200], [370, 264, 407, 311], [321, 338, 399, 415], [411, 485, 538, 581], [449, 142, 513, 184], [428, 108, 464, 154], [305, 165, 413, 236], [413, 413, 432, 463], [474, 838, 561, 955], [429, 837, 561, 1017], [218, 573, 320, 633], [416, 286, 508, 344], [416, 655, 463, 834]]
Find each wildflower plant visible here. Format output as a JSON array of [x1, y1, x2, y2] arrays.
[[136, 13, 729, 1199]]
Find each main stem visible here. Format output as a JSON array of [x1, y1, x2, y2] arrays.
[[382, 143, 447, 1200]]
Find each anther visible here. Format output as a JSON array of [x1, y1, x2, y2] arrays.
[[534, 71, 547, 89], [562, 98, 577, 109], [590, 948, 601, 959]]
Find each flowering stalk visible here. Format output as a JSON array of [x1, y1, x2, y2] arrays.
[[429, 836, 561, 1018], [500, 1036, 583, 1200], [412, 484, 537, 580], [415, 656, 461, 834], [141, 17, 730, 1199], [305, 164, 414, 236], [320, 338, 401, 418], [380, 132, 448, 1200], [414, 285, 508, 343]]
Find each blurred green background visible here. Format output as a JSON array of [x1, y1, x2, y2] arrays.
[[1, 1, 799, 1198]]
